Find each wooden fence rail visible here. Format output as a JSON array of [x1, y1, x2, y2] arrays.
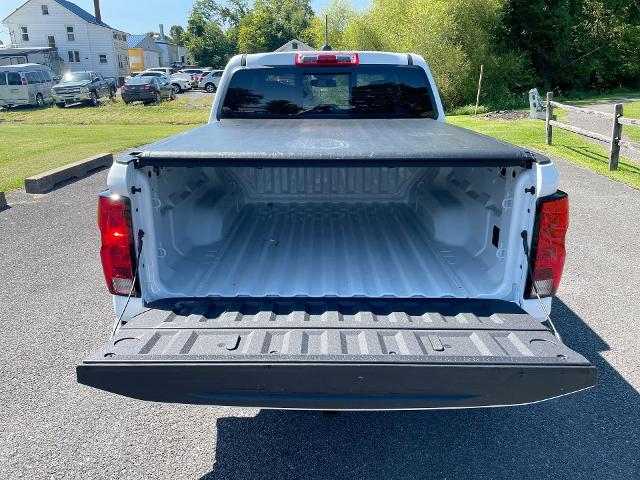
[[544, 91, 638, 171]]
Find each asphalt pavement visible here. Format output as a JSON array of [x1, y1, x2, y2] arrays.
[[563, 98, 640, 163], [0, 158, 638, 479]]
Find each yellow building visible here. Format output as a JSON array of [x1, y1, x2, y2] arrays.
[[127, 34, 161, 72]]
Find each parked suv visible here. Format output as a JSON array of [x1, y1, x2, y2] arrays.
[[52, 71, 117, 107], [0, 63, 56, 108], [198, 70, 223, 92]]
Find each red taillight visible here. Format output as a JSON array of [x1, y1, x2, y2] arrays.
[[198, 75, 204, 82], [98, 193, 138, 296], [526, 191, 569, 298], [295, 52, 359, 66], [143, 84, 151, 90]]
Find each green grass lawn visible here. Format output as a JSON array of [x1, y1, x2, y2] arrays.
[[621, 101, 640, 143], [448, 115, 640, 189], [0, 96, 212, 192]]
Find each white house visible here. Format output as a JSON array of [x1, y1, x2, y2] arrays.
[[275, 39, 314, 52], [2, 0, 130, 84]]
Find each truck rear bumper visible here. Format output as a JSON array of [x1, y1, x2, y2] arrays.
[[77, 362, 596, 410], [77, 298, 597, 410]]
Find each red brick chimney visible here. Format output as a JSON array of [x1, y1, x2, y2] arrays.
[[93, 0, 102, 23]]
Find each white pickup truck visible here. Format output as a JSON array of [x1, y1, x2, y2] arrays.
[[77, 51, 596, 410]]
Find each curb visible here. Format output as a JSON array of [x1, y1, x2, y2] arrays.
[[0, 191, 6, 209], [24, 153, 113, 194]]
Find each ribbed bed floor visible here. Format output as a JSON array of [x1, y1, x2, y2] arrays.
[[165, 202, 469, 298]]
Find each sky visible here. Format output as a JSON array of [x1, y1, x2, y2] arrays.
[[0, 0, 371, 45]]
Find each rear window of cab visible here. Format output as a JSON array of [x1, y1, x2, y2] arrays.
[[221, 65, 436, 119]]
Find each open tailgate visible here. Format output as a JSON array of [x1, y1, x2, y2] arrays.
[[77, 299, 596, 409]]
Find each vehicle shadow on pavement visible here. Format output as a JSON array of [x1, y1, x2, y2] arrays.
[[199, 299, 639, 480]]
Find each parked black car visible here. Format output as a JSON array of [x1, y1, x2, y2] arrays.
[[121, 76, 175, 104]]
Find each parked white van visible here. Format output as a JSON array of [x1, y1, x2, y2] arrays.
[[0, 63, 57, 108]]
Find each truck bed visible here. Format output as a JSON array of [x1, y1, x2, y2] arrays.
[[131, 119, 545, 167], [166, 202, 471, 298], [77, 299, 596, 409]]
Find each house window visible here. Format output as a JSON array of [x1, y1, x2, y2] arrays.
[[20, 26, 29, 41], [118, 54, 124, 69], [66, 26, 75, 41], [41, 5, 49, 15], [68, 50, 80, 63], [99, 54, 107, 64], [47, 35, 55, 47]]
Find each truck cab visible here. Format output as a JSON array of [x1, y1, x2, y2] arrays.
[[77, 51, 596, 410], [52, 71, 117, 107]]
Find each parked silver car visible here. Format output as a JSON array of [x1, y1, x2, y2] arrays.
[[0, 63, 57, 108], [198, 70, 223, 93]]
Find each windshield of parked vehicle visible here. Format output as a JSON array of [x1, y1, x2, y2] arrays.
[[127, 77, 154, 85], [62, 72, 91, 82], [221, 65, 436, 119], [141, 72, 163, 77]]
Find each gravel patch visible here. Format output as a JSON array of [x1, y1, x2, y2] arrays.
[[479, 110, 530, 121]]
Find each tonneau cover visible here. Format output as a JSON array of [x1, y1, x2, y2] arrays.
[[133, 119, 544, 167]]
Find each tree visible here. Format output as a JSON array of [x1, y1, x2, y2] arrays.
[[333, 0, 524, 107], [185, 7, 232, 68], [237, 0, 315, 53], [169, 25, 186, 45], [497, 0, 640, 93], [182, 0, 250, 67], [305, 0, 356, 49]]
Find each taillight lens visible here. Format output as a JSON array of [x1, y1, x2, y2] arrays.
[[295, 52, 359, 66], [98, 193, 138, 296], [526, 191, 569, 298]]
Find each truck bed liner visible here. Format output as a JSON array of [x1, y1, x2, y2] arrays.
[[132, 119, 545, 167], [77, 299, 596, 409], [165, 202, 471, 298]]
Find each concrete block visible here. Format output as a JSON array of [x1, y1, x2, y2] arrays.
[[24, 153, 113, 194]]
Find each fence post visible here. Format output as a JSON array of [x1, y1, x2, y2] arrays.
[[546, 92, 554, 145], [609, 103, 623, 171]]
